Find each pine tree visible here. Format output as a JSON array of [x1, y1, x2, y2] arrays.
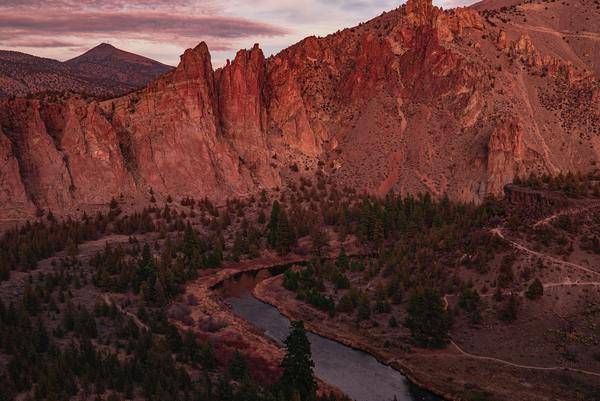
[[357, 293, 371, 321], [335, 247, 349, 270], [458, 287, 482, 324], [66, 238, 79, 260], [372, 218, 385, 248], [232, 232, 244, 262], [136, 243, 156, 291], [310, 227, 329, 258], [257, 209, 266, 225], [154, 279, 166, 306], [275, 208, 294, 254], [228, 351, 248, 381], [0, 259, 11, 282], [182, 223, 200, 265], [525, 278, 544, 300], [405, 289, 452, 348], [279, 321, 316, 401], [267, 200, 282, 247]]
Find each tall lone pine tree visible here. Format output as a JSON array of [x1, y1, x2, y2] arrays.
[[279, 321, 317, 401]]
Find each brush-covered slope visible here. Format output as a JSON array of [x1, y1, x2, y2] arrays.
[[0, 43, 172, 98]]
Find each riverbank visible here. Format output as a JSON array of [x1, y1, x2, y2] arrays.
[[170, 254, 347, 398], [173, 243, 599, 401], [254, 275, 596, 401], [254, 275, 460, 401]]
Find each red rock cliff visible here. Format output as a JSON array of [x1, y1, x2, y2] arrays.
[[1, 0, 598, 215]]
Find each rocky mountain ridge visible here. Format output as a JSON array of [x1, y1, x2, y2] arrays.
[[0, 0, 598, 217]]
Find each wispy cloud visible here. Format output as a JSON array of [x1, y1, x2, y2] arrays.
[[0, 0, 287, 63], [0, 11, 287, 41], [0, 38, 82, 48]]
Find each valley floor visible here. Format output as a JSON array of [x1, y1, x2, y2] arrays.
[[251, 206, 600, 401]]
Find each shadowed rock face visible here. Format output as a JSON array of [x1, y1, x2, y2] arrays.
[[0, 0, 599, 216], [503, 184, 570, 219]]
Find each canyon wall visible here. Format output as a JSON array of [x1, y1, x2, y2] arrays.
[[0, 0, 598, 216]]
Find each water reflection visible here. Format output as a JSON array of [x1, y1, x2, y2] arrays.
[[223, 271, 443, 401]]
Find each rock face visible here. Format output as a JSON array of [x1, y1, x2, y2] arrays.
[[0, 126, 31, 214], [0, 0, 599, 216], [487, 119, 525, 196], [504, 184, 570, 211]]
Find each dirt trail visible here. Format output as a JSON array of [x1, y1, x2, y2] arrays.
[[448, 340, 600, 378], [443, 290, 600, 378], [532, 204, 600, 228], [542, 281, 600, 289], [102, 294, 149, 331], [445, 207, 600, 378], [512, 23, 600, 42], [491, 228, 600, 278]]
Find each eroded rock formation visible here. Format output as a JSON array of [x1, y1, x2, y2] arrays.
[[1, 0, 599, 216]]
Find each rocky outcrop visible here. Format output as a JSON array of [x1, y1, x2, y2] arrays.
[[217, 45, 280, 187], [107, 42, 260, 199], [1, 100, 74, 210], [0, 126, 32, 214], [0, 98, 136, 210], [405, 0, 484, 41], [495, 30, 508, 51], [0, 0, 598, 215], [504, 184, 569, 209], [487, 119, 525, 195], [60, 99, 135, 204]]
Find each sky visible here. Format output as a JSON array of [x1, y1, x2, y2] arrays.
[[0, 0, 476, 67]]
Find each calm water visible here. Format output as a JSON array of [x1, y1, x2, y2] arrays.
[[222, 271, 443, 401]]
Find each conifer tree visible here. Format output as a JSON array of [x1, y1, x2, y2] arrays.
[[525, 278, 544, 300], [182, 223, 201, 268], [335, 248, 349, 270], [310, 227, 329, 258], [405, 289, 452, 348], [275, 207, 294, 254], [267, 200, 282, 247], [279, 321, 316, 401]]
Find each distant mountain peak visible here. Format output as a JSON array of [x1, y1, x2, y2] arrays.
[[85, 42, 118, 53], [0, 43, 173, 99], [65, 43, 172, 73], [68, 43, 147, 63]]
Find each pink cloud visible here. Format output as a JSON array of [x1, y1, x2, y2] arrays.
[[0, 11, 287, 43], [0, 0, 286, 58], [0, 38, 82, 48]]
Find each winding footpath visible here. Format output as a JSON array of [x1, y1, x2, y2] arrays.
[[532, 204, 600, 229], [102, 294, 149, 331], [448, 341, 600, 378], [491, 228, 600, 278], [445, 206, 600, 378]]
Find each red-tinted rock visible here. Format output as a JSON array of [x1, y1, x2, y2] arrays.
[[0, 0, 598, 215]]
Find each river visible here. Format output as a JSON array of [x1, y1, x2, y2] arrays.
[[220, 269, 443, 401]]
